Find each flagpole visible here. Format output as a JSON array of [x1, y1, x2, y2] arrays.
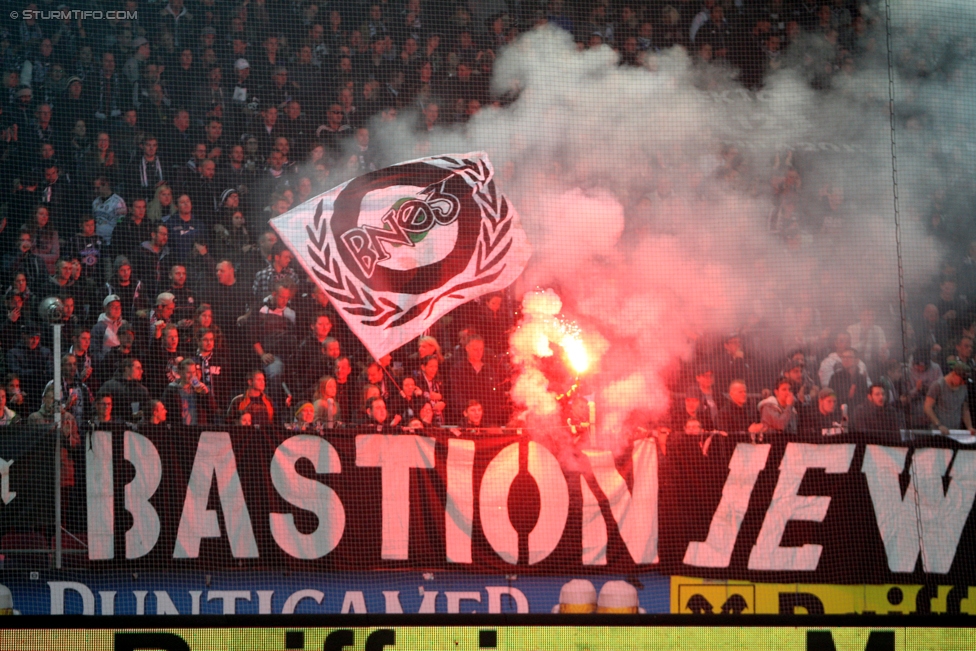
[[52, 324, 62, 570], [380, 363, 404, 395]]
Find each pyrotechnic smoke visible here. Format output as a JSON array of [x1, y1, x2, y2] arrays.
[[361, 4, 966, 451]]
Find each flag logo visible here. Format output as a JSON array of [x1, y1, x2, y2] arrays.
[[271, 152, 531, 359]]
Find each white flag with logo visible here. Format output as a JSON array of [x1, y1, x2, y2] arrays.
[[271, 152, 531, 359]]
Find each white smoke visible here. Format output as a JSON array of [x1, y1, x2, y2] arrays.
[[362, 12, 962, 451]]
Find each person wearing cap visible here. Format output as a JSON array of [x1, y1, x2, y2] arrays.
[[124, 36, 152, 85], [229, 58, 252, 128], [149, 292, 178, 342], [217, 187, 241, 224], [924, 362, 976, 435], [7, 324, 53, 413], [853, 384, 902, 440], [90, 294, 127, 361], [59, 76, 87, 134], [11, 86, 34, 131], [287, 401, 319, 431]]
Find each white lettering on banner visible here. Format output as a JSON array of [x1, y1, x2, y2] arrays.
[[478, 443, 518, 562], [685, 443, 771, 567], [382, 588, 448, 613], [341, 591, 367, 613], [86, 431, 114, 560], [282, 589, 323, 613], [383, 591, 404, 613], [355, 434, 436, 560], [479, 442, 569, 564], [446, 438, 475, 563], [0, 457, 16, 504], [208, 590, 251, 614], [49, 581, 95, 615], [258, 590, 274, 614], [486, 586, 529, 613], [748, 443, 855, 570], [418, 589, 438, 612], [124, 431, 162, 559], [582, 438, 659, 565], [580, 477, 607, 565], [446, 591, 481, 613], [174, 432, 259, 558], [99, 591, 115, 615], [133, 590, 147, 615], [269, 435, 346, 559], [154, 591, 180, 615], [862, 446, 976, 573]]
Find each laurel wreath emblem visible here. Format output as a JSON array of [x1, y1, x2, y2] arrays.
[[305, 155, 516, 329]]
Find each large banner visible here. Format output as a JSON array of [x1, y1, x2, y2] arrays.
[[77, 427, 659, 574], [0, 424, 57, 537], [3, 426, 976, 586]]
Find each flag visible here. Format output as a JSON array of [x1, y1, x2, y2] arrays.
[[270, 152, 531, 360]]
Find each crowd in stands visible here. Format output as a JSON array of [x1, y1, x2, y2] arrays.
[[0, 1, 971, 448]]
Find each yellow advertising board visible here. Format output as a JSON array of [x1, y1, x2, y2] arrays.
[[0, 625, 973, 651], [671, 576, 976, 615]]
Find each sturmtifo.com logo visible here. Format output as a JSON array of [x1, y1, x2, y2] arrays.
[[12, 9, 137, 20]]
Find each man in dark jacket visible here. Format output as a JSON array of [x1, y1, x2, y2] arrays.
[[718, 379, 764, 443], [852, 384, 902, 440], [98, 358, 151, 422], [798, 388, 845, 437]]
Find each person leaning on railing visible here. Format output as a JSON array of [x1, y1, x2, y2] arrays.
[[924, 361, 976, 436]]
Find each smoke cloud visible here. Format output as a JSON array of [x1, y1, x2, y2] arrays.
[[358, 7, 964, 451]]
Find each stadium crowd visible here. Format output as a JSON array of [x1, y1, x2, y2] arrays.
[[0, 0, 971, 452]]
